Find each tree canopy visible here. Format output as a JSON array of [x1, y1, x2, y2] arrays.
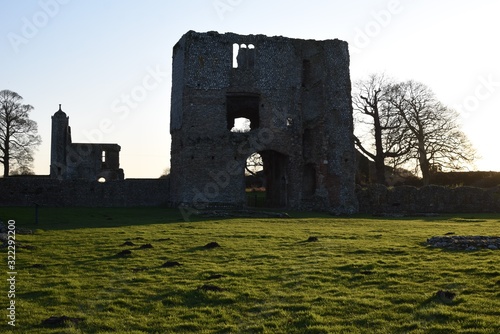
[[0, 90, 41, 177], [353, 75, 476, 185]]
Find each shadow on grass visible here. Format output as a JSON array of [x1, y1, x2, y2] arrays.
[[17, 290, 53, 300], [152, 288, 238, 309], [185, 246, 212, 252], [419, 292, 464, 308], [0, 207, 187, 231], [2, 206, 499, 231]]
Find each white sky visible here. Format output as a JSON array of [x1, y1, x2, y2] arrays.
[[1, 0, 499, 178]]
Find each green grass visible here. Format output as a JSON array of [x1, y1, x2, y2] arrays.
[[1, 207, 500, 333]]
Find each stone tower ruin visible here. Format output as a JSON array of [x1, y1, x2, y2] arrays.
[[169, 31, 358, 213], [50, 105, 124, 181]]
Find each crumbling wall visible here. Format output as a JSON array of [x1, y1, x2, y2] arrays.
[[169, 31, 358, 213], [50, 106, 124, 181], [64, 143, 124, 181], [357, 185, 500, 214], [0, 177, 169, 207]]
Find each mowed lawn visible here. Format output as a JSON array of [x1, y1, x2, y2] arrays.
[[1, 207, 500, 333]]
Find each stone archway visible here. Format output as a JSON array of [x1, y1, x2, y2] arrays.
[[245, 150, 288, 207]]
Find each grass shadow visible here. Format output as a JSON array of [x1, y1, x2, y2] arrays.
[[152, 288, 237, 309], [420, 292, 464, 308], [4, 206, 500, 232], [185, 246, 214, 253], [0, 207, 187, 231]]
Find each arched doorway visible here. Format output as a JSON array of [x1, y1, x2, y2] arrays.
[[245, 150, 288, 207]]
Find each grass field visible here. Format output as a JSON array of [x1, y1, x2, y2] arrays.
[[1, 207, 499, 333]]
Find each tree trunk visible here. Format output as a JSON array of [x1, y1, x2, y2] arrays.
[[374, 156, 386, 185], [2, 137, 9, 177], [3, 154, 9, 177], [373, 110, 386, 185], [418, 146, 430, 186]]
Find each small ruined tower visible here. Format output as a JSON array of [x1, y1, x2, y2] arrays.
[[49, 104, 124, 181], [169, 31, 358, 213], [50, 104, 70, 179]]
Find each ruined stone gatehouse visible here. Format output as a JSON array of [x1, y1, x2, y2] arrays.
[[169, 31, 358, 213], [50, 105, 124, 181]]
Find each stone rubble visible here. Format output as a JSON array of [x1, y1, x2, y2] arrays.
[[426, 236, 500, 251]]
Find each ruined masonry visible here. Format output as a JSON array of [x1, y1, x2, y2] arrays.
[[169, 31, 358, 213], [50, 105, 124, 181]]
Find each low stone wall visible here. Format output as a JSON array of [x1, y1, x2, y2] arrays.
[[3, 178, 499, 213], [426, 236, 500, 251], [0, 177, 170, 207], [357, 184, 500, 214]]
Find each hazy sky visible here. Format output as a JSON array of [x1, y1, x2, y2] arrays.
[[1, 0, 499, 178]]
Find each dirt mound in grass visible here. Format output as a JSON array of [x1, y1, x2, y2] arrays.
[[121, 241, 135, 246], [204, 242, 220, 249], [206, 274, 226, 280], [436, 290, 456, 301], [198, 284, 224, 292], [162, 261, 182, 267], [116, 249, 132, 257], [42, 316, 84, 326]]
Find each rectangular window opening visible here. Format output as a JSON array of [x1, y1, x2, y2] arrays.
[[227, 95, 260, 132], [232, 43, 239, 68], [233, 43, 256, 69]]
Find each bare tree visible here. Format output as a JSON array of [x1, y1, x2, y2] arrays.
[[245, 152, 263, 176], [386, 81, 476, 185], [159, 167, 170, 179], [0, 90, 41, 177], [352, 73, 409, 184]]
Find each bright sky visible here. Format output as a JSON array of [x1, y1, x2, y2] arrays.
[[1, 0, 499, 178]]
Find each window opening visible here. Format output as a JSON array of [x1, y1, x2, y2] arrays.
[[233, 43, 256, 69], [245, 150, 288, 207], [245, 152, 264, 207], [232, 43, 239, 68], [227, 95, 260, 131], [245, 152, 264, 177]]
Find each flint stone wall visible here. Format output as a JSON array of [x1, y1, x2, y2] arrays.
[[169, 31, 358, 214], [0, 177, 170, 207], [357, 184, 500, 214], [3, 177, 499, 213]]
